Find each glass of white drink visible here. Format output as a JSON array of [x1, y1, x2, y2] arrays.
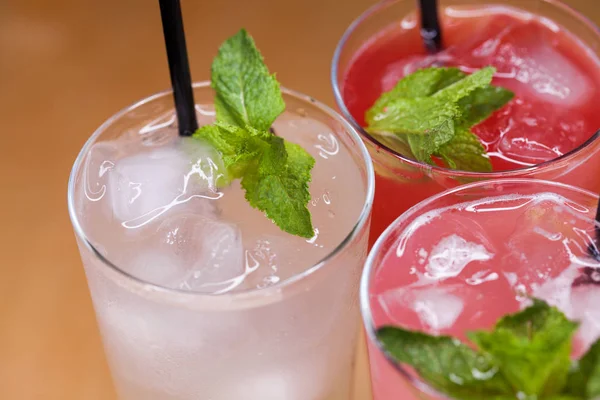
[[67, 31, 374, 400]]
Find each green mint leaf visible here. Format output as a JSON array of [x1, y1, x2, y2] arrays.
[[435, 127, 492, 172], [433, 85, 513, 172], [211, 29, 285, 131], [432, 67, 495, 104], [242, 139, 315, 238], [365, 66, 514, 172], [366, 67, 493, 165], [468, 299, 579, 397], [564, 339, 600, 399], [377, 327, 513, 400], [193, 124, 260, 182], [366, 98, 459, 164], [378, 299, 597, 400], [366, 97, 459, 137], [384, 67, 466, 97], [457, 86, 515, 128], [193, 29, 315, 238], [365, 67, 466, 122]]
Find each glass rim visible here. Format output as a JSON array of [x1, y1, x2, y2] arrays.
[[359, 177, 599, 397], [330, 0, 600, 178], [67, 81, 375, 307]]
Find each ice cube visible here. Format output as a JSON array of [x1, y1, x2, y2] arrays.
[[181, 217, 245, 294], [501, 199, 579, 293], [533, 263, 579, 312], [108, 140, 223, 228], [378, 286, 464, 332], [570, 284, 600, 352], [515, 41, 592, 107], [126, 213, 244, 293], [109, 146, 186, 224], [457, 22, 593, 107], [425, 234, 493, 280], [412, 288, 464, 331], [379, 278, 517, 338], [487, 97, 587, 165], [454, 20, 595, 165]]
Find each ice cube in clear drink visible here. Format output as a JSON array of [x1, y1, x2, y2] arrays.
[[126, 213, 245, 293], [108, 141, 223, 228]]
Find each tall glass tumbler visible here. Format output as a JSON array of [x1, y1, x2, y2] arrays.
[[68, 83, 375, 400]]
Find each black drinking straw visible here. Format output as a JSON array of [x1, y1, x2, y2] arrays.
[[590, 199, 600, 261], [418, 0, 443, 53], [159, 0, 198, 136], [574, 200, 600, 286]]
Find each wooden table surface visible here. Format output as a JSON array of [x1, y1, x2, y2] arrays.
[[0, 0, 597, 399]]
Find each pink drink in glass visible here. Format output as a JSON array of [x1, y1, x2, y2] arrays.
[[332, 0, 600, 247], [361, 179, 600, 399]]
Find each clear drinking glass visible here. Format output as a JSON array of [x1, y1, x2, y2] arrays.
[[331, 0, 600, 247], [67, 83, 374, 400], [361, 178, 600, 399]]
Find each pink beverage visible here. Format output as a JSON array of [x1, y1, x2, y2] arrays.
[[360, 179, 600, 399], [331, 0, 600, 247]]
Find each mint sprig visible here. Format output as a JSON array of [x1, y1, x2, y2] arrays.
[[194, 29, 315, 238], [211, 29, 285, 132], [468, 299, 578, 396], [365, 67, 514, 172], [377, 328, 513, 399], [377, 299, 600, 400], [564, 340, 600, 399]]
